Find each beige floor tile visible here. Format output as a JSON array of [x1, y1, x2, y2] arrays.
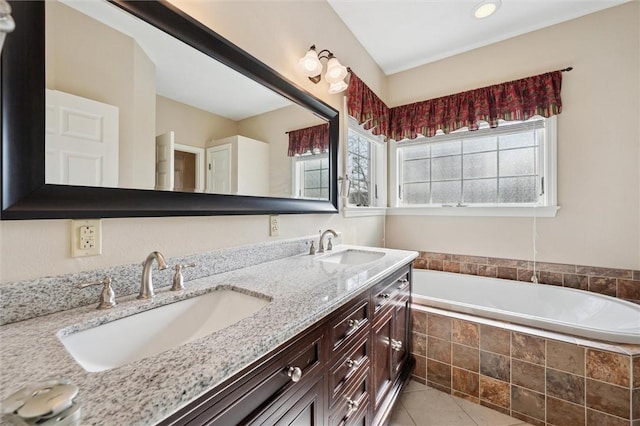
[[404, 380, 429, 393], [400, 388, 461, 413], [389, 403, 417, 426], [453, 396, 526, 426], [403, 406, 477, 426]]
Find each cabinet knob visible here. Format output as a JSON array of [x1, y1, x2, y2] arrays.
[[347, 319, 361, 329], [346, 397, 359, 413], [346, 358, 360, 369], [391, 339, 403, 352], [285, 366, 302, 382], [397, 278, 409, 289], [381, 293, 391, 300]]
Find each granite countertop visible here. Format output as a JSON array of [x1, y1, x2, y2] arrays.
[[0, 245, 417, 425]]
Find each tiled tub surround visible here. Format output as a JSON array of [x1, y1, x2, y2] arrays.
[[0, 234, 338, 325], [410, 305, 640, 426], [412, 251, 640, 304], [0, 243, 417, 425]]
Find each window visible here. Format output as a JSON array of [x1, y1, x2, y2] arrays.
[[394, 117, 556, 211], [293, 153, 329, 199], [346, 119, 386, 210]]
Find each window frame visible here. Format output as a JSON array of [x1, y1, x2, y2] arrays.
[[388, 116, 559, 217], [291, 152, 330, 200]]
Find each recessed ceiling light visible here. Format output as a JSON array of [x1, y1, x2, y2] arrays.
[[473, 0, 501, 19]]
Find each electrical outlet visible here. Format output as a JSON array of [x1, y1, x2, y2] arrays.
[[71, 219, 102, 257], [269, 215, 279, 237]]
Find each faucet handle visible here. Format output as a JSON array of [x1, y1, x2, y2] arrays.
[[327, 237, 333, 251], [170, 262, 196, 291], [78, 276, 117, 310], [309, 241, 316, 255]]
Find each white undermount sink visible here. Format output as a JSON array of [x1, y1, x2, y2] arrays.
[[317, 249, 385, 266], [59, 289, 269, 372]]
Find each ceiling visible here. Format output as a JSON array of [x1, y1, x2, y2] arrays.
[[327, 0, 631, 75]]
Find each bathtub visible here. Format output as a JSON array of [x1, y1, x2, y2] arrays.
[[411, 269, 640, 345]]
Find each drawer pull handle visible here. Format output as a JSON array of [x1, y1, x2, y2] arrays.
[[286, 366, 302, 382], [391, 339, 403, 352], [346, 397, 359, 413], [381, 293, 391, 300], [346, 358, 360, 369], [397, 278, 409, 289], [348, 319, 361, 329]]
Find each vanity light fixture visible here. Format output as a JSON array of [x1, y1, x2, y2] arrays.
[[473, 0, 501, 19], [0, 0, 15, 54], [297, 45, 349, 94]]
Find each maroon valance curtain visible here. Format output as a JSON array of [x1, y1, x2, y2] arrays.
[[347, 70, 563, 142], [287, 123, 330, 157], [346, 71, 390, 138]]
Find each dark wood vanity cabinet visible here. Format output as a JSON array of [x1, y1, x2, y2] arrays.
[[160, 264, 413, 426]]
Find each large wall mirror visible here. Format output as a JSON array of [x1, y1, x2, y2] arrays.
[[1, 0, 339, 219]]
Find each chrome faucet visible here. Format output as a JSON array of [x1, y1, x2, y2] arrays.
[[138, 251, 168, 299], [318, 229, 338, 253]]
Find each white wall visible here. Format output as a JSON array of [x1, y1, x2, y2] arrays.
[[0, 1, 387, 283], [385, 2, 640, 270]]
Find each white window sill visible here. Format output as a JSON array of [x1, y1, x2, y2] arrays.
[[343, 206, 388, 217], [386, 205, 560, 217]]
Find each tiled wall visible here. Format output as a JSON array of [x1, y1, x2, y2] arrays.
[[411, 306, 640, 426], [412, 251, 640, 304]]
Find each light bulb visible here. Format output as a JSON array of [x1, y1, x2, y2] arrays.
[[297, 48, 322, 77], [325, 57, 347, 84], [473, 0, 501, 19]]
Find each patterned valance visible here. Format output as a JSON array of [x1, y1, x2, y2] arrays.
[[346, 71, 390, 138], [287, 123, 330, 157], [347, 70, 563, 142]]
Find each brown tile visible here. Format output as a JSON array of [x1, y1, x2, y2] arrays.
[[497, 266, 518, 280], [540, 271, 563, 286], [452, 391, 479, 404], [427, 359, 451, 390], [479, 400, 511, 416], [634, 271, 640, 281], [511, 385, 545, 422], [577, 266, 632, 279], [564, 273, 589, 290], [480, 325, 510, 356], [634, 356, 640, 388], [427, 381, 451, 394], [412, 332, 426, 357], [428, 259, 443, 271], [420, 251, 451, 261], [512, 332, 545, 365], [510, 411, 546, 426], [452, 319, 479, 347], [460, 263, 478, 275], [411, 309, 427, 334], [451, 254, 488, 264], [512, 359, 545, 393], [586, 349, 631, 387], [480, 351, 510, 382], [633, 388, 640, 420], [590, 277, 617, 297], [479, 375, 510, 409], [547, 340, 585, 375], [452, 367, 479, 397], [410, 374, 426, 385], [587, 409, 631, 426], [547, 369, 585, 405], [443, 261, 460, 273], [517, 269, 537, 283], [427, 313, 451, 340], [427, 336, 451, 363], [478, 265, 497, 278], [413, 354, 426, 381], [488, 257, 530, 268], [619, 279, 640, 301], [536, 261, 577, 274], [547, 396, 586, 426], [413, 258, 428, 269], [452, 343, 479, 372], [586, 379, 630, 419]]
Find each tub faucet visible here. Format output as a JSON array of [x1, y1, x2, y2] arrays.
[[318, 229, 337, 253], [138, 251, 168, 299]]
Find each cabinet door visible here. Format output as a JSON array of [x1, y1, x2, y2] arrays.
[[260, 377, 325, 426], [371, 308, 393, 410], [391, 298, 409, 375]]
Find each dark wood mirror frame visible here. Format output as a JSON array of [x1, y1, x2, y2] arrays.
[[1, 0, 339, 220]]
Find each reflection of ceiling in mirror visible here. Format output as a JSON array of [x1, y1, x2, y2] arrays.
[[58, 0, 292, 121]]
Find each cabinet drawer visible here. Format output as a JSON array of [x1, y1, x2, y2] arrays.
[[328, 331, 369, 408], [373, 269, 410, 313], [184, 328, 324, 425], [329, 367, 369, 426], [329, 298, 369, 353]]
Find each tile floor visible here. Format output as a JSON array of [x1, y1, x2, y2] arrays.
[[389, 381, 533, 426]]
